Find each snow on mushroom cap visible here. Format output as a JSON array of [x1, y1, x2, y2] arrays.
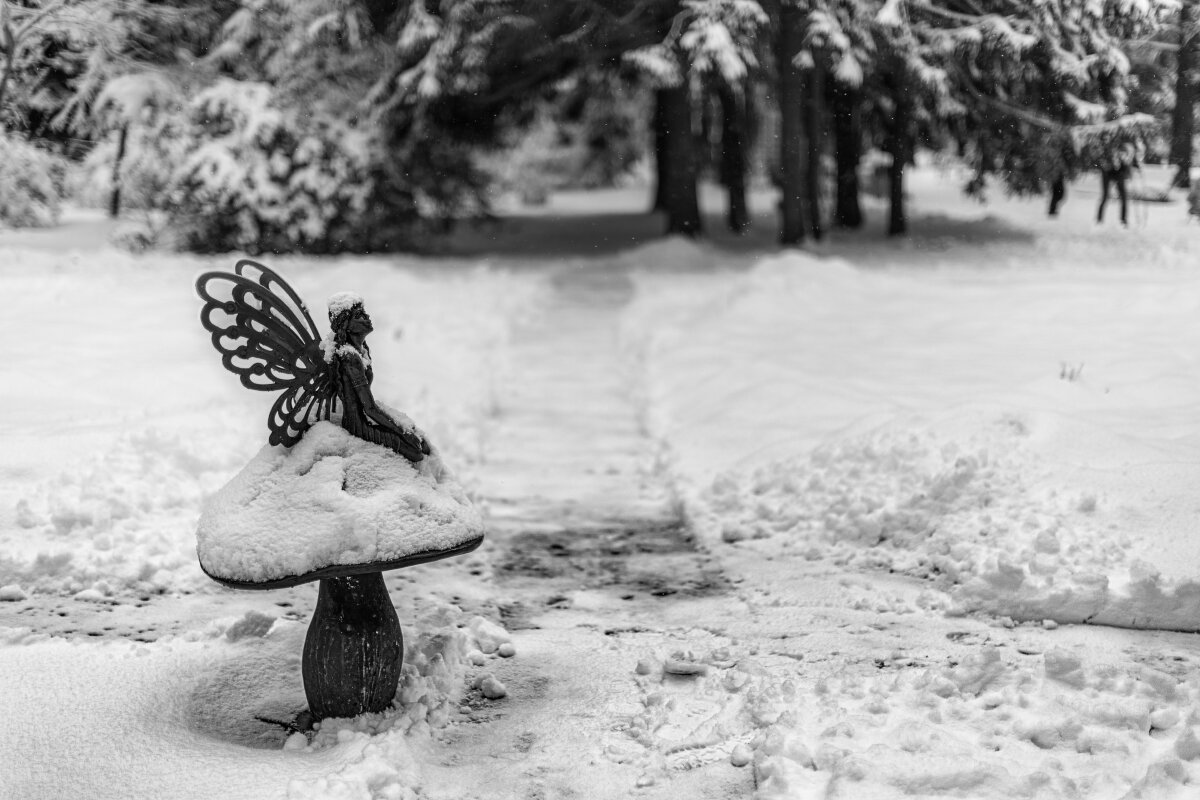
[[196, 421, 482, 584], [327, 291, 364, 319]]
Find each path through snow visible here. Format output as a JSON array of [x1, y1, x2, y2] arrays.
[[427, 259, 751, 799]]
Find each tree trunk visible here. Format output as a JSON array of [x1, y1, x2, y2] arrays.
[[0, 49, 15, 120], [805, 54, 826, 241], [652, 89, 671, 211], [1173, 1, 1198, 189], [700, 91, 718, 175], [1048, 176, 1066, 217], [885, 69, 912, 237], [659, 81, 703, 237], [109, 123, 129, 219], [718, 82, 749, 234], [887, 151, 906, 236], [772, 0, 809, 246], [830, 83, 863, 229]]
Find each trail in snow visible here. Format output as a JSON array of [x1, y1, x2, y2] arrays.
[[424, 261, 751, 800], [480, 263, 675, 533], [478, 260, 731, 598]]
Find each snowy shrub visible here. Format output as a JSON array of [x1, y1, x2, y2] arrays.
[[485, 116, 572, 204], [0, 133, 68, 228], [167, 80, 375, 254], [76, 71, 189, 215], [486, 81, 648, 202], [160, 79, 486, 253], [109, 219, 165, 253], [80, 117, 189, 213], [366, 145, 490, 247]]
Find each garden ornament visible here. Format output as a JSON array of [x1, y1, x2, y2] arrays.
[[194, 259, 483, 721]]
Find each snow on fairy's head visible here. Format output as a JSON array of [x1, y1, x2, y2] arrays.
[[328, 291, 365, 331]]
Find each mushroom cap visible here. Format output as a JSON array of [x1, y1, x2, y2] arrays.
[[196, 421, 484, 588]]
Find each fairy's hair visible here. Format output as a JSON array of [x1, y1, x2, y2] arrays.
[[329, 300, 365, 347]]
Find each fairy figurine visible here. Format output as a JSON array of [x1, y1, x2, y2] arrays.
[[195, 259, 430, 460], [195, 260, 482, 723]]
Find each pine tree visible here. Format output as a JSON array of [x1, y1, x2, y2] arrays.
[[809, 0, 935, 236], [912, 0, 1171, 200], [0, 0, 185, 135], [811, 0, 1173, 229], [92, 72, 179, 216], [763, 0, 811, 244], [686, 0, 768, 234], [809, 2, 867, 228], [1171, 1, 1200, 187], [626, 0, 767, 236]]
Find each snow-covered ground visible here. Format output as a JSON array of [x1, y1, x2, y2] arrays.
[[5, 165, 1200, 799]]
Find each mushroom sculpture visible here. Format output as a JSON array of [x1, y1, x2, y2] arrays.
[[195, 260, 483, 721]]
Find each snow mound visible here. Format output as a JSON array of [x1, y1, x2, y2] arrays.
[[286, 609, 504, 798], [2, 598, 487, 799], [617, 236, 726, 272], [692, 415, 1200, 632], [628, 247, 1200, 633], [747, 645, 1200, 800], [3, 427, 248, 598], [197, 422, 483, 584]]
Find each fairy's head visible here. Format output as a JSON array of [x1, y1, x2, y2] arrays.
[[328, 292, 372, 344]]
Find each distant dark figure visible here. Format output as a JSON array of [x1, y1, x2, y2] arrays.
[[1048, 176, 1066, 217], [1097, 163, 1131, 226], [1187, 182, 1200, 222]]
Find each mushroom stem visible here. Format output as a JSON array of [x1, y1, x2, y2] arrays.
[[302, 572, 403, 720]]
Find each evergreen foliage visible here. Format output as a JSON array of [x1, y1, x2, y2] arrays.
[[487, 71, 649, 202], [0, 129, 67, 227], [810, 0, 1175, 201], [0, 0, 1190, 248], [167, 79, 374, 253]]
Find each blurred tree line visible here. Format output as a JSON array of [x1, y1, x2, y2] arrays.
[[0, 0, 1186, 251]]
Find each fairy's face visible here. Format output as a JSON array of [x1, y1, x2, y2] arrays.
[[346, 306, 373, 337]]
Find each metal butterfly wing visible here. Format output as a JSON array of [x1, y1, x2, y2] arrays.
[[196, 259, 336, 447]]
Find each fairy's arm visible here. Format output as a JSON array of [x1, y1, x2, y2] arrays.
[[342, 355, 430, 454]]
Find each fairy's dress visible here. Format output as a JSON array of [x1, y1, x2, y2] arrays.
[[331, 343, 426, 463]]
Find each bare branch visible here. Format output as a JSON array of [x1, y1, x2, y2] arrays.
[[13, 0, 72, 44]]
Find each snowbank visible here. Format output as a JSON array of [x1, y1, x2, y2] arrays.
[[626, 246, 1200, 632], [3, 428, 249, 598], [747, 645, 1199, 800]]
